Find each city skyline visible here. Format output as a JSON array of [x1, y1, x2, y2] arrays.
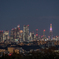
[[0, 24, 58, 37], [0, 0, 59, 36]]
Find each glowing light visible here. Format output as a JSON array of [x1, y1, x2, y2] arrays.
[[17, 25, 20, 27], [27, 25, 29, 26], [36, 29, 38, 31], [50, 24, 52, 25], [36, 34, 38, 36], [20, 30, 23, 33], [50, 24, 52, 31], [56, 36, 58, 37], [43, 29, 45, 32], [50, 28, 52, 31]]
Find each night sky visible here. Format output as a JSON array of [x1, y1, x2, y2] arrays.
[[0, 0, 59, 36]]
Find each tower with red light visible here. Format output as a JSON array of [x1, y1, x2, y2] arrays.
[[36, 29, 38, 40], [43, 29, 45, 39], [50, 24, 53, 40]]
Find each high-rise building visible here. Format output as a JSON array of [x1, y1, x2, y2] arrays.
[[36, 29, 38, 40], [30, 32, 34, 41], [3, 30, 9, 41], [10, 25, 20, 42], [16, 25, 20, 41], [10, 28, 14, 42], [50, 24, 53, 40], [19, 30, 23, 42], [34, 35, 36, 41], [26, 25, 29, 41], [43, 29, 45, 40], [23, 25, 26, 41], [23, 25, 29, 42]]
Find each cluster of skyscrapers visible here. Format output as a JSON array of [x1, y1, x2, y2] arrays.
[[0, 24, 54, 43]]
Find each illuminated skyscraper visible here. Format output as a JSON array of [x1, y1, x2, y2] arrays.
[[3, 30, 9, 41], [26, 25, 29, 41], [16, 25, 20, 41], [23, 25, 29, 42], [50, 24, 53, 40], [20, 30, 23, 42], [10, 25, 20, 42], [23, 25, 26, 41], [36, 29, 38, 40], [10, 28, 14, 42], [30, 32, 34, 41], [43, 29, 45, 39]]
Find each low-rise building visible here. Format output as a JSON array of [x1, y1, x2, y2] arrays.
[[8, 47, 15, 53], [0, 49, 6, 52]]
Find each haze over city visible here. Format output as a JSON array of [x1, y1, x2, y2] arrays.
[[0, 0, 59, 36]]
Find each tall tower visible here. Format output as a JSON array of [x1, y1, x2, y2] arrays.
[[23, 25, 29, 42], [20, 30, 23, 42], [43, 29, 45, 39], [50, 24, 53, 40], [36, 29, 38, 40], [16, 25, 20, 41]]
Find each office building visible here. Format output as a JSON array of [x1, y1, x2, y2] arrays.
[[3, 30, 9, 41], [23, 25, 29, 42], [50, 24, 53, 40], [10, 25, 20, 42]]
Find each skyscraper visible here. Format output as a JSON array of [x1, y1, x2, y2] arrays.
[[50, 24, 53, 40], [16, 25, 20, 41], [20, 30, 23, 42], [30, 32, 34, 41], [23, 25, 26, 41], [10, 25, 20, 42], [3, 30, 9, 41], [10, 28, 15, 42], [23, 25, 29, 42], [36, 29, 38, 40], [43, 29, 45, 40]]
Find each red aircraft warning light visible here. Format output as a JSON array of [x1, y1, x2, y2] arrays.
[[36, 34, 38, 36], [36, 29, 38, 31], [27, 25, 29, 26], [43, 29, 45, 32]]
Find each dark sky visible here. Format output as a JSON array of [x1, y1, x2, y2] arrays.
[[0, 0, 59, 36]]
